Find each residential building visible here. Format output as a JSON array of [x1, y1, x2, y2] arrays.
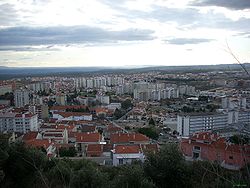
[[112, 145, 144, 166], [75, 132, 102, 155], [177, 110, 250, 136], [110, 133, 150, 145], [181, 132, 250, 170], [0, 112, 38, 133], [14, 89, 30, 108]]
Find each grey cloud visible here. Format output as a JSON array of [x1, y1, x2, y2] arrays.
[[191, 0, 250, 10], [0, 3, 20, 26], [101, 1, 250, 34], [0, 26, 155, 46], [165, 38, 214, 45], [144, 6, 250, 33], [0, 46, 60, 52]]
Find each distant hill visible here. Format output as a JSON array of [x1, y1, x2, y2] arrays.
[[0, 63, 249, 80]]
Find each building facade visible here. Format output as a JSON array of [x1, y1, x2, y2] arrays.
[[0, 112, 38, 133]]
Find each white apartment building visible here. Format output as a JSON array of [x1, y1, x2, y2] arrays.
[[221, 96, 246, 110], [74, 77, 87, 89], [0, 112, 38, 133], [14, 89, 30, 108], [177, 110, 250, 136], [86, 79, 94, 88], [96, 95, 110, 105]]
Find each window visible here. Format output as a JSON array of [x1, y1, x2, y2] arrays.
[[119, 159, 123, 165], [193, 152, 200, 159], [194, 146, 200, 150]]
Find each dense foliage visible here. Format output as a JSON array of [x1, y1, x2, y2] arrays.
[[0, 141, 249, 188], [138, 127, 159, 140]]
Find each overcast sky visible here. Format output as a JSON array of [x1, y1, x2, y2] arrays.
[[0, 0, 250, 67]]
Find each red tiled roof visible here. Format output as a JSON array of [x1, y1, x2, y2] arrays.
[[25, 139, 51, 149], [107, 125, 122, 132], [76, 132, 101, 143], [81, 125, 96, 132], [191, 131, 220, 142], [87, 144, 103, 152], [22, 131, 39, 141], [95, 108, 108, 114], [110, 133, 150, 144], [182, 132, 250, 154], [114, 145, 141, 154]]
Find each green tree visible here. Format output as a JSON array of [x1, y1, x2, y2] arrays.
[[138, 127, 158, 140], [114, 108, 123, 119], [121, 99, 133, 110], [144, 143, 191, 188], [111, 164, 155, 188], [148, 118, 155, 126], [59, 147, 77, 157]]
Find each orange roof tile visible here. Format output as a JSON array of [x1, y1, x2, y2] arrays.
[[25, 139, 52, 149], [22, 131, 39, 141], [114, 145, 141, 154], [76, 132, 101, 143], [87, 144, 103, 152], [110, 133, 149, 144]]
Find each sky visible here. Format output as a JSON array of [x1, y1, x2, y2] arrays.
[[0, 0, 250, 67]]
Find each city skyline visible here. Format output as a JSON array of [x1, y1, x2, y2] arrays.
[[0, 0, 250, 67]]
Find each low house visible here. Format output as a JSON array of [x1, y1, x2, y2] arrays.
[[104, 125, 123, 139], [42, 129, 68, 144], [52, 112, 92, 121], [75, 132, 102, 155], [23, 132, 56, 157], [80, 125, 97, 133], [181, 132, 250, 170], [110, 133, 150, 145], [95, 107, 108, 117], [112, 145, 144, 166], [86, 144, 103, 157]]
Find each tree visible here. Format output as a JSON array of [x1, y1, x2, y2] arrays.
[[148, 118, 155, 126], [138, 127, 158, 140], [111, 164, 155, 188], [59, 147, 77, 157], [144, 144, 192, 188], [121, 99, 133, 110], [229, 135, 249, 145], [114, 108, 123, 119], [1, 142, 48, 188]]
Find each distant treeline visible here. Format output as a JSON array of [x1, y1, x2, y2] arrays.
[[0, 63, 249, 80]]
